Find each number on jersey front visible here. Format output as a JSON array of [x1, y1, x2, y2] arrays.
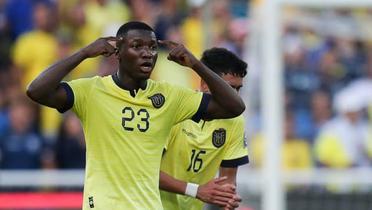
[[122, 107, 150, 132], [187, 149, 206, 172]]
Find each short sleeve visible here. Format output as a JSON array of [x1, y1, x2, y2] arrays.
[[220, 117, 249, 168], [59, 77, 96, 119], [171, 85, 209, 124], [163, 124, 181, 151]]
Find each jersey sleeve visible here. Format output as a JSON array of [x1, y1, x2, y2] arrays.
[[220, 117, 249, 168], [164, 124, 180, 151], [58, 77, 96, 119], [171, 85, 210, 124]]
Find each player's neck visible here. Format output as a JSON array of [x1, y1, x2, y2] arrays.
[[113, 71, 147, 92]]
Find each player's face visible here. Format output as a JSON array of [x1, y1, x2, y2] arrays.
[[221, 73, 243, 92], [118, 29, 158, 80], [200, 73, 243, 93]]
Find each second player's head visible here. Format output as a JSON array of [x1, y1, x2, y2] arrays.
[[200, 48, 248, 93], [116, 21, 158, 80]]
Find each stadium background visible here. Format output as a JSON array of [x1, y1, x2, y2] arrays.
[[0, 0, 372, 210]]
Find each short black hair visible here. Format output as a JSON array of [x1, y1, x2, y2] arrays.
[[116, 21, 155, 37], [201, 48, 247, 78]]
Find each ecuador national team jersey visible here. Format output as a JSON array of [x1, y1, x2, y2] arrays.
[[60, 75, 207, 210], [160, 115, 249, 210]]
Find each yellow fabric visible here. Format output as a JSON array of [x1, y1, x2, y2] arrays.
[[84, 0, 130, 37], [12, 30, 58, 89], [181, 17, 203, 58], [251, 134, 312, 170], [151, 51, 194, 89], [160, 115, 248, 210], [179, 16, 203, 89], [282, 140, 312, 170], [315, 133, 352, 168], [67, 76, 203, 210]]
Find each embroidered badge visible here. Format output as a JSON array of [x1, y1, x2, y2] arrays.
[[148, 93, 165, 108], [212, 128, 226, 148]]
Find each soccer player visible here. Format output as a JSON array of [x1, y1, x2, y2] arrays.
[[159, 48, 249, 210], [26, 21, 245, 210]]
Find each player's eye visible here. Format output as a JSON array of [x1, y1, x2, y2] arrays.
[[132, 42, 140, 49]]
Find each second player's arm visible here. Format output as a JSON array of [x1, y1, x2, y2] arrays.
[[219, 167, 238, 186], [159, 171, 238, 208]]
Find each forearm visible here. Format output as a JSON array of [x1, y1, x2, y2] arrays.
[[27, 50, 87, 102], [159, 171, 187, 195], [219, 167, 238, 186], [192, 61, 245, 116]]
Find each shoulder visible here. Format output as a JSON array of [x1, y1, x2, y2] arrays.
[[150, 79, 196, 92], [218, 114, 245, 129], [68, 75, 102, 85]]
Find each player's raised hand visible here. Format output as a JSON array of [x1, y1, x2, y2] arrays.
[[158, 40, 199, 68], [81, 37, 121, 58], [196, 176, 240, 209]]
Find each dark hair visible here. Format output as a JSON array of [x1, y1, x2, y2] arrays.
[[201, 48, 247, 77], [116, 21, 155, 37]]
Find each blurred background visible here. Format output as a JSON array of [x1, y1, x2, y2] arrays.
[[0, 0, 371, 209]]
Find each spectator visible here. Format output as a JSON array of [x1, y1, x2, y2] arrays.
[[0, 97, 45, 169], [55, 112, 85, 169], [250, 111, 312, 170], [12, 1, 60, 138], [314, 88, 370, 168]]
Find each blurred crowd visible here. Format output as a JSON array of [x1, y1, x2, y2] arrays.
[[0, 0, 371, 173], [250, 8, 372, 172], [0, 0, 249, 169]]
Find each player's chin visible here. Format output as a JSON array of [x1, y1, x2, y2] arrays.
[[137, 68, 153, 79], [136, 71, 152, 80]]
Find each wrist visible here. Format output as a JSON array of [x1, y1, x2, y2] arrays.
[[185, 182, 199, 198]]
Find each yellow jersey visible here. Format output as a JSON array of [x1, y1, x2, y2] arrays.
[[61, 75, 206, 210], [160, 115, 249, 210]]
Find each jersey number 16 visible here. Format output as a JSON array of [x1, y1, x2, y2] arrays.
[[187, 149, 206, 173]]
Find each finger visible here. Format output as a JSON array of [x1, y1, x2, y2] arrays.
[[102, 45, 116, 57], [214, 190, 236, 199], [228, 199, 240, 208], [224, 203, 235, 210], [233, 194, 242, 202], [103, 36, 121, 48], [222, 184, 236, 192], [210, 199, 229, 207], [102, 51, 114, 57], [158, 40, 178, 50], [216, 185, 235, 194], [103, 36, 120, 41], [214, 176, 228, 184]]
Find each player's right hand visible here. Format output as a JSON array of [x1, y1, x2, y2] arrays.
[[80, 37, 120, 58], [158, 40, 199, 68], [196, 177, 241, 209]]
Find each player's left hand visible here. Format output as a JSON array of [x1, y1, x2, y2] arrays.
[[158, 40, 199, 68], [196, 177, 240, 209]]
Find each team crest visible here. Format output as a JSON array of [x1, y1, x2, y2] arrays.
[[148, 93, 165, 108], [212, 128, 226, 148]]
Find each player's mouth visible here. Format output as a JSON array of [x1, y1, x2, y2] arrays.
[[140, 61, 153, 73]]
